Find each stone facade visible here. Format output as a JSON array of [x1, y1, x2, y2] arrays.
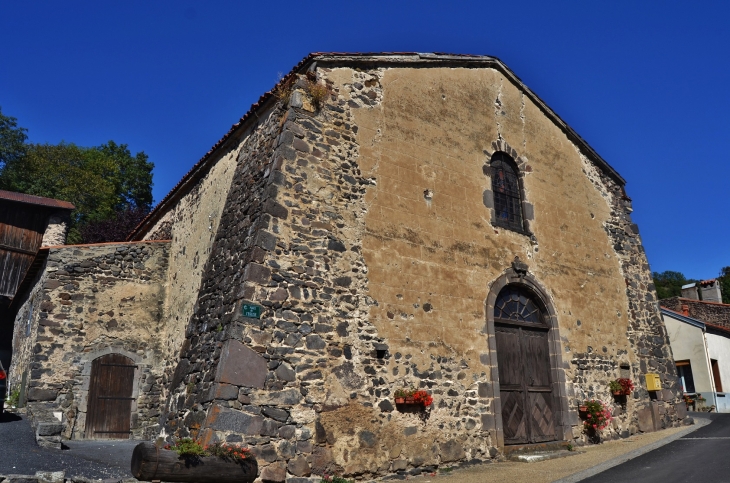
[[125, 54, 684, 479], [10, 241, 170, 442], [10, 54, 686, 480]]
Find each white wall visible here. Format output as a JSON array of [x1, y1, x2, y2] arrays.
[[706, 332, 730, 412], [663, 313, 713, 394]]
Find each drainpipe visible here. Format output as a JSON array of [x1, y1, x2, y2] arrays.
[[702, 330, 719, 411]]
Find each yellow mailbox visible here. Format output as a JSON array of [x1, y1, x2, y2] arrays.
[[645, 373, 662, 391]]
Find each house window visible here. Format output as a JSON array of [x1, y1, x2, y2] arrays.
[[711, 359, 723, 393], [491, 152, 524, 232], [676, 360, 696, 393]]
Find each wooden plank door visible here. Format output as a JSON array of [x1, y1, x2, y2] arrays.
[[523, 328, 556, 442], [85, 354, 136, 439], [496, 324, 556, 444], [496, 325, 528, 444]]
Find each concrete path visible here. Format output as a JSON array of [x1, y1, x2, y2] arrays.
[[0, 411, 136, 480], [427, 416, 709, 483]]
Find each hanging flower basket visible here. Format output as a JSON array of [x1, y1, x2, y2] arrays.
[[581, 399, 613, 431], [393, 388, 433, 407], [608, 378, 635, 396]]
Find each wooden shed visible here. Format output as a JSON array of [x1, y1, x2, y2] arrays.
[[0, 190, 74, 305]]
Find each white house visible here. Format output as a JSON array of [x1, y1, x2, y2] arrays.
[[661, 307, 730, 412]]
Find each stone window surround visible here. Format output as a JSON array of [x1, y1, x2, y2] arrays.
[[482, 263, 571, 448], [482, 139, 535, 237], [75, 346, 144, 439]]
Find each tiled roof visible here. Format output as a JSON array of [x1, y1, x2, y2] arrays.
[[705, 321, 730, 337], [0, 190, 75, 210], [127, 52, 627, 240], [677, 297, 730, 307]]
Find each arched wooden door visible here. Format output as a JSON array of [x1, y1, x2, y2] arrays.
[[494, 285, 556, 444], [85, 353, 136, 439]]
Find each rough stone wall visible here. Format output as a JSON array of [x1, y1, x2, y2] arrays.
[[342, 64, 683, 449], [40, 210, 71, 247], [662, 297, 730, 329], [8, 263, 48, 390], [159, 99, 290, 443], [162, 61, 684, 481], [139, 130, 242, 409], [10, 241, 170, 440], [578, 152, 684, 434]]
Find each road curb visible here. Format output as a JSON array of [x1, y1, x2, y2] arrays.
[[552, 417, 712, 483]]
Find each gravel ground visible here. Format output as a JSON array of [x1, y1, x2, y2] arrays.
[[0, 411, 138, 480]]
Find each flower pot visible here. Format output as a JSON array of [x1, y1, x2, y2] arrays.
[[395, 397, 405, 404], [612, 391, 623, 396], [405, 397, 415, 404], [579, 405, 588, 412]]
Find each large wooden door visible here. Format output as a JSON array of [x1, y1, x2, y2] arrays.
[[494, 285, 556, 445], [85, 354, 136, 439], [496, 325, 556, 444]]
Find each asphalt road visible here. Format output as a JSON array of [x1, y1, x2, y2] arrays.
[[581, 413, 730, 483], [0, 411, 138, 480]]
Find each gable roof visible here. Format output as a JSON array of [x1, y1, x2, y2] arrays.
[[128, 52, 626, 240]]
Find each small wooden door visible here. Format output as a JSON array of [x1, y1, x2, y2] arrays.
[[494, 286, 556, 445], [85, 354, 136, 439]]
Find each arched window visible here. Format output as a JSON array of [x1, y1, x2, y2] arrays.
[[494, 285, 546, 326], [491, 152, 524, 232]]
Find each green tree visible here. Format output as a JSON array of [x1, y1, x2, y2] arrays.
[[0, 107, 28, 171], [0, 107, 153, 243], [652, 270, 697, 300]]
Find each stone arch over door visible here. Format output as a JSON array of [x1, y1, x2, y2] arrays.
[[484, 258, 571, 448], [77, 347, 143, 439]]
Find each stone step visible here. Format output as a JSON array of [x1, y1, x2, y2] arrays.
[[509, 449, 583, 463]]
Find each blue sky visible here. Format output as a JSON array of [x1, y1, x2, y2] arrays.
[[1, 1, 728, 279]]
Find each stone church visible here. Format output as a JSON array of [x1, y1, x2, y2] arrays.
[[9, 53, 685, 478]]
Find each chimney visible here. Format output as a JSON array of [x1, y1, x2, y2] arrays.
[[700, 279, 722, 303], [681, 304, 690, 317], [681, 283, 699, 300]]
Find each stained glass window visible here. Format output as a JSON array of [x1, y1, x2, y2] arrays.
[[491, 152, 524, 231], [494, 285, 544, 324]]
